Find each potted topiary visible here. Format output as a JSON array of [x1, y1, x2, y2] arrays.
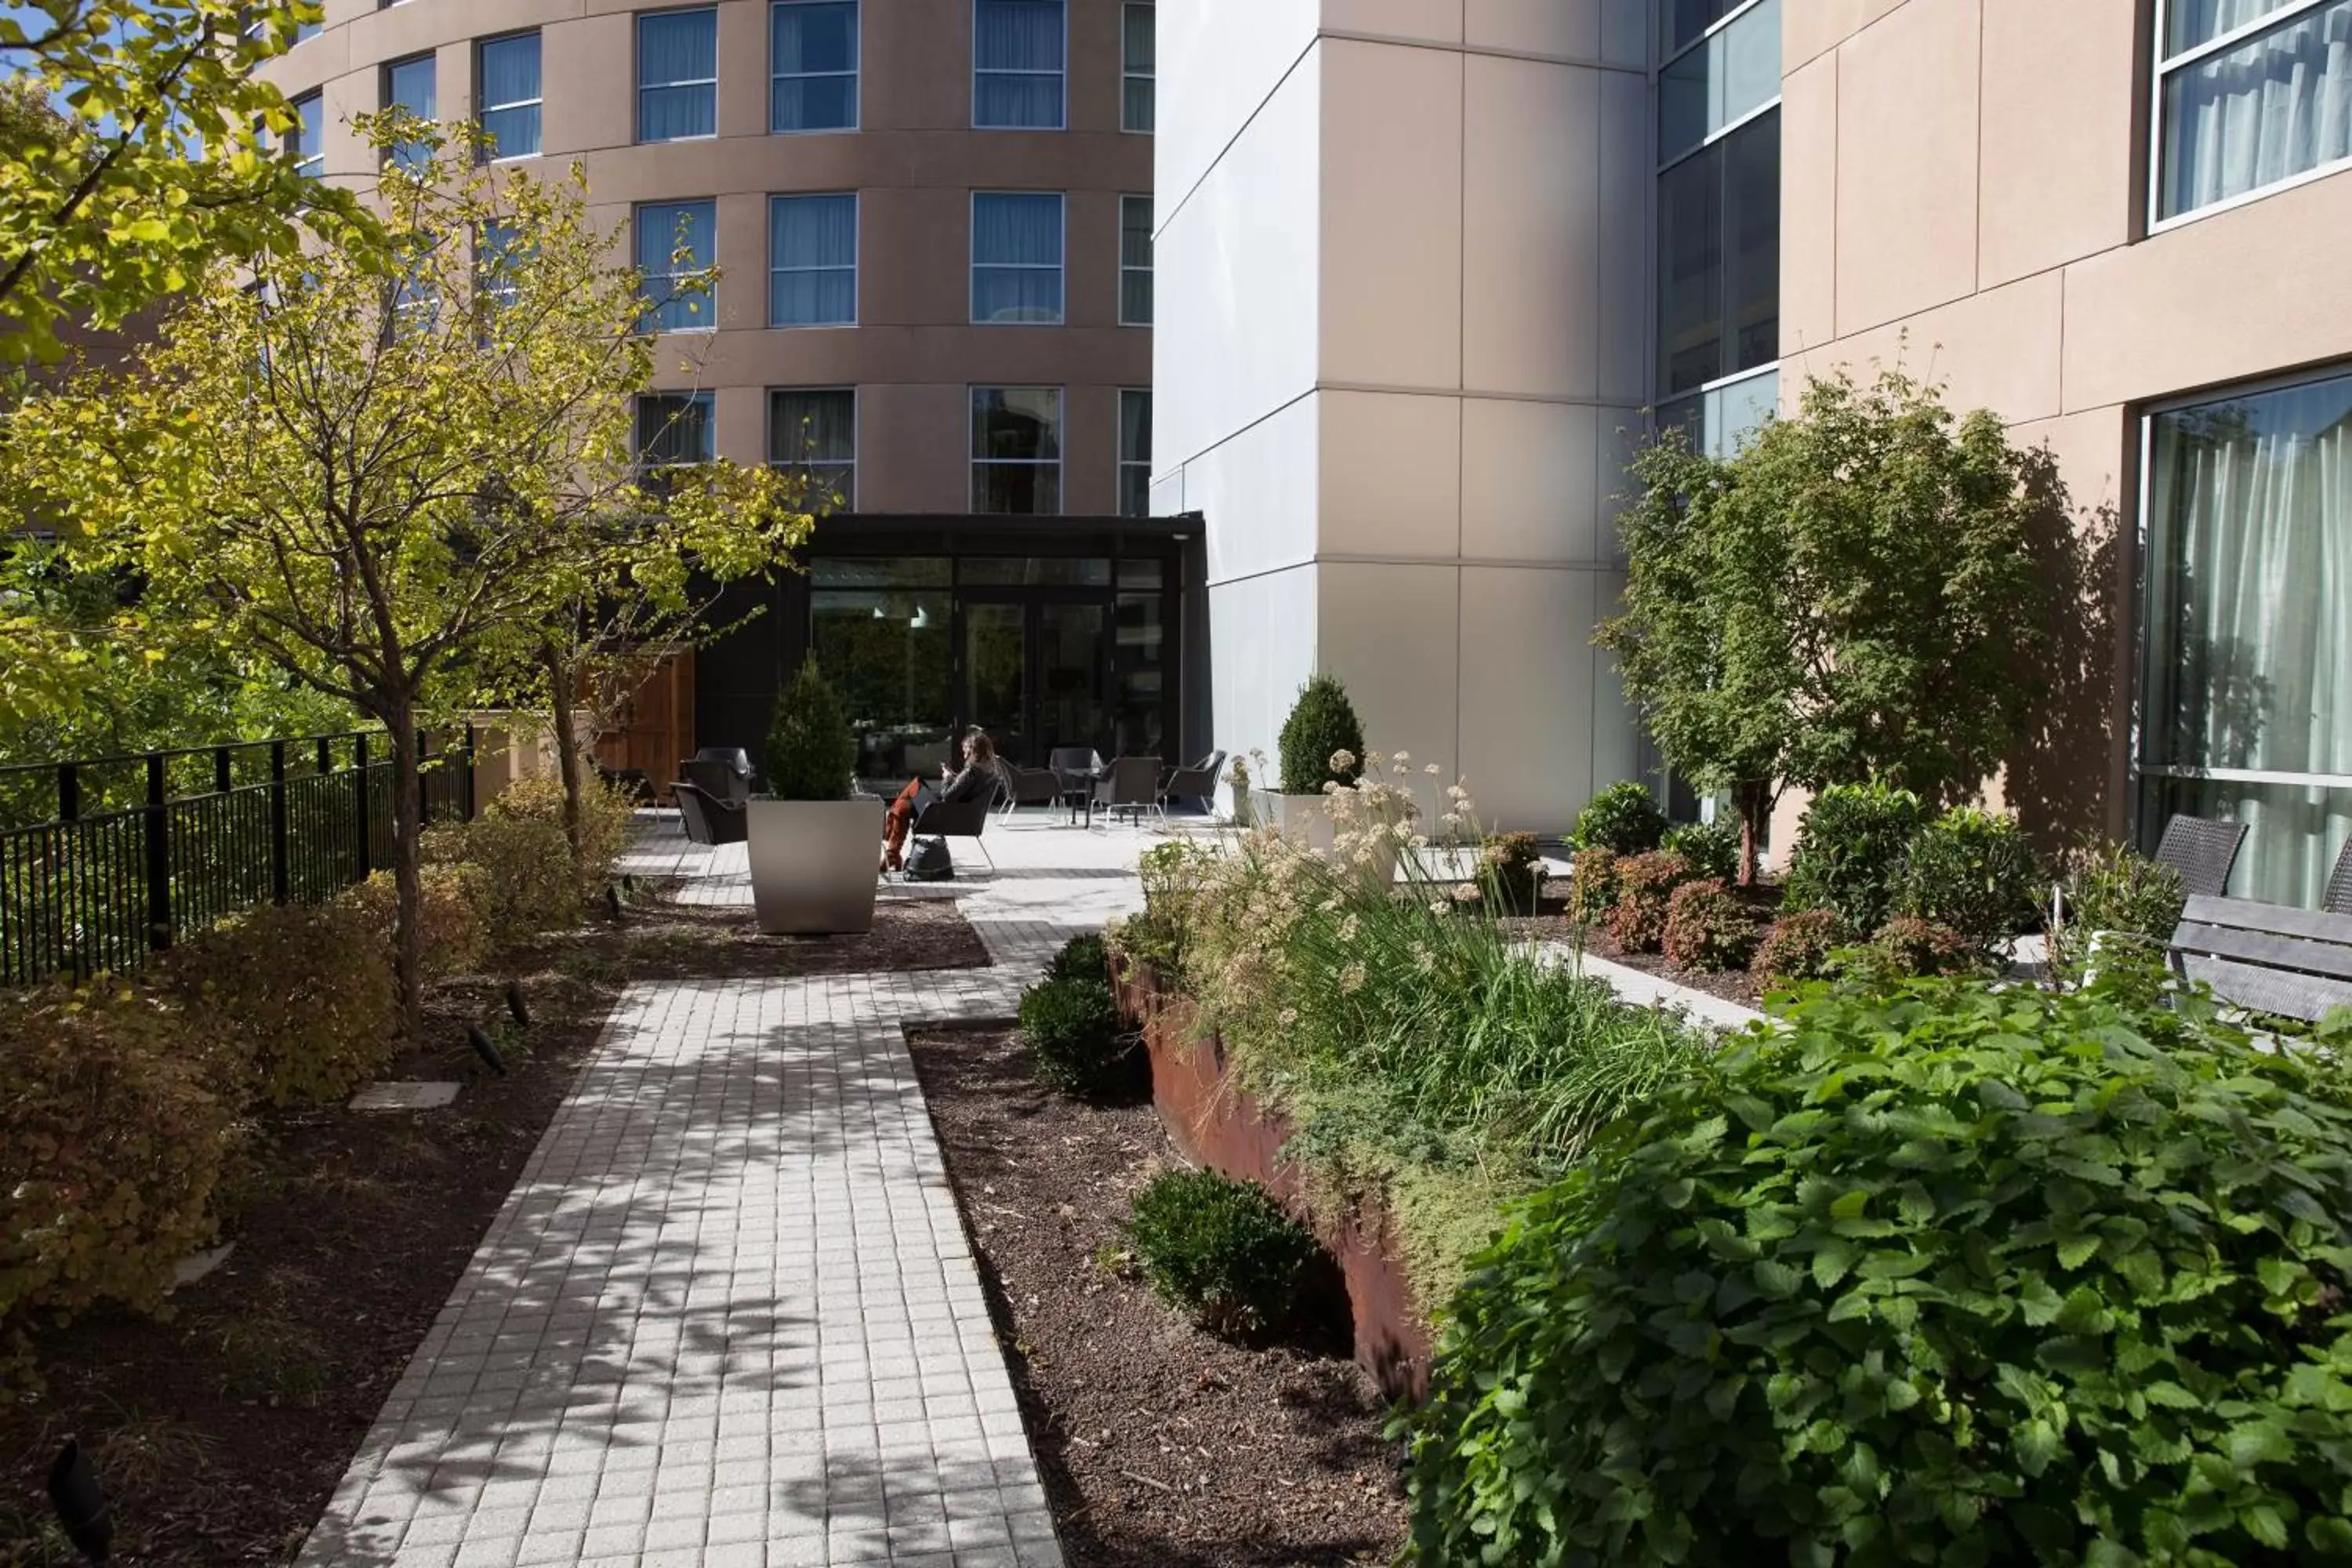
[[1258, 673, 1367, 852], [746, 659, 884, 935]]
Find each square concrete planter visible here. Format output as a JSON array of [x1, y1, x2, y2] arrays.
[[747, 796, 885, 935], [1255, 788, 1403, 884]]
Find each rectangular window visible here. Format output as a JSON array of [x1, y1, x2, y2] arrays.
[[974, 0, 1065, 129], [772, 0, 858, 132], [971, 191, 1063, 324], [477, 220, 526, 316], [478, 32, 542, 160], [769, 194, 857, 326], [638, 8, 717, 143], [2154, 0, 2352, 223], [971, 387, 1062, 514], [383, 53, 436, 173], [637, 200, 717, 332], [1119, 194, 1152, 325], [2140, 365, 2352, 906], [1657, 107, 1778, 399], [1123, 2, 1154, 132], [291, 90, 323, 178], [1659, 0, 1779, 163], [769, 388, 856, 509], [1118, 389, 1151, 517], [638, 393, 716, 484]]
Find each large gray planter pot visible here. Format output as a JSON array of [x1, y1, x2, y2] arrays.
[[747, 796, 885, 935], [1254, 789, 1401, 884]]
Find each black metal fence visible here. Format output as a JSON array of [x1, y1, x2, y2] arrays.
[[0, 729, 477, 988]]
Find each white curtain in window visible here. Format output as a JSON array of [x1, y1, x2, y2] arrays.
[[638, 202, 714, 330], [2151, 374, 2352, 903], [2171, 0, 2307, 53], [772, 1, 858, 130], [639, 11, 717, 140], [971, 194, 1062, 323], [2161, 0, 2352, 216], [770, 195, 856, 325], [481, 34, 540, 157], [975, 0, 1064, 127]]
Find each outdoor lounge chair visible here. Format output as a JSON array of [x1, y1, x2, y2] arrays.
[[997, 762, 1060, 814], [2154, 813, 2249, 899], [906, 794, 996, 875], [673, 780, 747, 846], [1159, 750, 1227, 815], [1094, 756, 1162, 827], [678, 756, 750, 807]]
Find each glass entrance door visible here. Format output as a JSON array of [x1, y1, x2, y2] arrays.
[[960, 593, 1110, 767], [964, 601, 1028, 766]]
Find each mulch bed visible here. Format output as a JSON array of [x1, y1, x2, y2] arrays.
[[0, 888, 987, 1566], [907, 1025, 1408, 1568]]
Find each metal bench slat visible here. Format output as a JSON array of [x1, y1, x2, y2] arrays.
[[2172, 920, 2352, 983], [2180, 895, 2352, 946], [2176, 954, 2352, 1024]]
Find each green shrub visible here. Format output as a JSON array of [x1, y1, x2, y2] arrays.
[[1480, 832, 1544, 914], [1406, 976, 2352, 1567], [2050, 838, 2187, 982], [1, 981, 235, 1367], [1660, 880, 1763, 973], [339, 864, 485, 979], [1661, 819, 1739, 884], [1112, 840, 1207, 978], [158, 901, 397, 1108], [484, 773, 636, 895], [1748, 909, 1844, 989], [1568, 847, 1620, 927], [1606, 851, 1693, 954], [459, 810, 580, 935], [1573, 781, 1668, 856], [1865, 913, 1976, 979], [1127, 1167, 1324, 1338], [1277, 673, 1367, 794], [765, 659, 856, 801], [1784, 780, 1923, 935], [1047, 932, 1109, 985], [1018, 975, 1141, 1100], [1899, 806, 2045, 953]]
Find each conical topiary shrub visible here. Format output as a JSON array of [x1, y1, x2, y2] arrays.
[[764, 660, 856, 801], [1277, 674, 1367, 794]]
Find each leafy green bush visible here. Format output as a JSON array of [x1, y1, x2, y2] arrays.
[[1899, 807, 2045, 953], [1480, 832, 1544, 914], [1111, 840, 1208, 978], [1606, 851, 1693, 954], [1661, 880, 1764, 973], [1784, 780, 1923, 935], [158, 901, 397, 1108], [1661, 819, 1739, 884], [1865, 914, 1976, 979], [765, 659, 855, 801], [1568, 847, 1620, 926], [1127, 1167, 1325, 1338], [2050, 838, 2187, 982], [459, 810, 580, 935], [1018, 975, 1142, 1100], [483, 773, 636, 895], [1276, 673, 1367, 794], [340, 864, 484, 979], [1406, 977, 2352, 1566], [1748, 909, 1843, 989], [1573, 782, 1668, 856], [1047, 932, 1109, 985]]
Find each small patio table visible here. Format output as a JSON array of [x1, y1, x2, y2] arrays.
[[1054, 764, 1105, 828]]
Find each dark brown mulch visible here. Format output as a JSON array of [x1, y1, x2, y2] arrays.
[[907, 1025, 1408, 1568], [0, 885, 988, 1566]]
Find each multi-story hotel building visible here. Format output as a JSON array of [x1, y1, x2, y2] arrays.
[[268, 0, 1192, 785]]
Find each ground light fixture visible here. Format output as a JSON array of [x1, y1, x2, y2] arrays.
[[468, 1023, 508, 1076], [47, 1439, 111, 1563], [505, 979, 532, 1029]]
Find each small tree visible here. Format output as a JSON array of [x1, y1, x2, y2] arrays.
[[1598, 368, 2052, 883], [765, 661, 855, 801], [1277, 673, 1367, 794]]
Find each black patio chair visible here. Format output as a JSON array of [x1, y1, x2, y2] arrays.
[[2154, 812, 2249, 899], [673, 780, 746, 846], [997, 762, 1060, 815], [2325, 833, 2352, 916], [1159, 750, 1227, 815], [906, 794, 996, 875], [1094, 755, 1162, 827], [678, 756, 750, 807]]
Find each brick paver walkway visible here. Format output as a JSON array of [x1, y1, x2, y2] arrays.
[[296, 815, 1152, 1568]]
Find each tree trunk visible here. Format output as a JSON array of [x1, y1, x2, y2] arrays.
[[386, 693, 427, 1039], [544, 646, 587, 872], [1733, 779, 1771, 887]]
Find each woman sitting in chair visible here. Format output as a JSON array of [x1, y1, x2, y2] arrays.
[[880, 728, 998, 873]]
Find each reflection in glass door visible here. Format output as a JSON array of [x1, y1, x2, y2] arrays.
[[1038, 603, 1108, 764], [965, 601, 1028, 767]]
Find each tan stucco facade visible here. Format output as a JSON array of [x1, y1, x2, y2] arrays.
[[267, 0, 1153, 516], [1774, 0, 2352, 847]]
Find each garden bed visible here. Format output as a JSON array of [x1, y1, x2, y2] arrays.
[[0, 891, 987, 1565], [906, 1023, 1406, 1568]]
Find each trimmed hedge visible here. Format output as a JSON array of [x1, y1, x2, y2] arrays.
[[1277, 674, 1367, 795], [1606, 851, 1693, 955], [158, 900, 397, 1109], [1573, 782, 1668, 857], [1748, 909, 1843, 990], [1127, 1167, 1325, 1338], [1898, 807, 2044, 954], [1784, 781, 1922, 937], [1661, 880, 1764, 973], [1018, 975, 1141, 1100]]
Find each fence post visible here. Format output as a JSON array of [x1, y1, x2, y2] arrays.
[[57, 762, 78, 822], [144, 752, 172, 953], [270, 740, 290, 904], [463, 724, 478, 822], [354, 732, 371, 881], [213, 746, 231, 797], [419, 728, 434, 823]]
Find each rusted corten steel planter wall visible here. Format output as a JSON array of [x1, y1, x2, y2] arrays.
[[1111, 956, 1433, 1400]]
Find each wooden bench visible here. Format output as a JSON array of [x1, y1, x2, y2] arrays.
[[2168, 895, 2352, 1023]]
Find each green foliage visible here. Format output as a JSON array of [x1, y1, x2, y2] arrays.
[[1606, 851, 1695, 954], [2051, 839, 2188, 982], [1480, 832, 1545, 914], [1864, 914, 1977, 980], [765, 660, 856, 802], [1276, 674, 1367, 795], [1405, 976, 2352, 1566], [1047, 933, 1109, 986], [1900, 807, 2045, 953], [1017, 975, 1141, 1101], [459, 811, 582, 936], [1749, 909, 1845, 989], [0, 980, 234, 1374], [1661, 880, 1765, 973], [1126, 1168, 1324, 1338], [1599, 368, 2058, 879], [1662, 819, 1740, 884], [1109, 840, 1210, 977], [342, 865, 484, 980], [1573, 782, 1668, 856], [484, 774, 635, 895], [158, 902, 396, 1109], [1784, 780, 1925, 937], [1568, 847, 1621, 926]]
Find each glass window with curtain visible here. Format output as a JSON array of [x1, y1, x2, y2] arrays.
[[2140, 366, 2352, 906], [975, 0, 1065, 129], [1119, 194, 1152, 325], [478, 33, 542, 160], [291, 91, 323, 178], [638, 9, 718, 143], [383, 53, 435, 173], [768, 194, 856, 327], [1123, 2, 1154, 132], [2154, 0, 2352, 221], [971, 387, 1062, 514], [772, 0, 858, 132], [770, 389, 856, 510], [638, 393, 714, 477], [971, 192, 1063, 324], [636, 200, 717, 332], [1119, 389, 1152, 517]]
